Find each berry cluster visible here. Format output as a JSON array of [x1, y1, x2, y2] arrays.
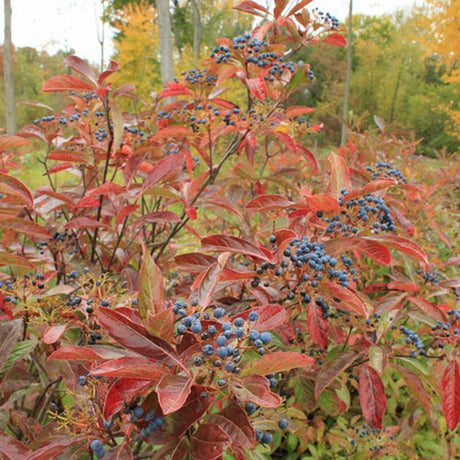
[[366, 162, 407, 184], [37, 230, 79, 256], [172, 301, 273, 383], [319, 190, 395, 236], [310, 9, 339, 30], [399, 325, 425, 357], [183, 68, 218, 87], [255, 237, 355, 297], [124, 403, 164, 439], [348, 423, 394, 453]]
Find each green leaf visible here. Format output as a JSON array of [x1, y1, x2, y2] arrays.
[[0, 340, 37, 377]]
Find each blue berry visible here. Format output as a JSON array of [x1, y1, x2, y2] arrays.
[[245, 402, 256, 414], [216, 347, 228, 359], [216, 335, 227, 346], [260, 332, 271, 343], [248, 311, 259, 321], [90, 439, 103, 452], [234, 317, 245, 327], [78, 376, 87, 386], [213, 308, 225, 318], [133, 406, 144, 418], [278, 418, 289, 429], [203, 344, 214, 355], [255, 429, 263, 441], [262, 432, 273, 444], [191, 321, 202, 334]]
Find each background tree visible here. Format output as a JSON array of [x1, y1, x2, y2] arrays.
[[3, 0, 16, 133]]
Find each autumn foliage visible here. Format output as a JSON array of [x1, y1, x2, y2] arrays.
[[0, 1, 458, 459]]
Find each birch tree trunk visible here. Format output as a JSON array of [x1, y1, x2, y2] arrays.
[[3, 0, 16, 134], [340, 0, 353, 147], [156, 0, 175, 86]]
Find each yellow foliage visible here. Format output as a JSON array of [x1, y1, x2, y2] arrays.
[[421, 0, 460, 83], [109, 1, 162, 103]]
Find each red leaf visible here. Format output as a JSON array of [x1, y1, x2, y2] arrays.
[[0, 252, 36, 270], [323, 282, 369, 318], [0, 173, 34, 207], [272, 130, 297, 152], [75, 196, 100, 208], [325, 237, 391, 266], [408, 297, 447, 322], [241, 351, 314, 376], [174, 253, 216, 273], [115, 204, 139, 227], [366, 235, 429, 267], [185, 205, 198, 220], [138, 243, 165, 319], [146, 309, 175, 342], [287, 0, 313, 16], [65, 55, 97, 85], [252, 304, 287, 331], [307, 303, 328, 350], [47, 345, 133, 361], [47, 151, 89, 163], [152, 125, 191, 140], [345, 179, 398, 201], [359, 364, 386, 429], [148, 385, 214, 445], [233, 1, 268, 17], [64, 217, 110, 230], [133, 211, 181, 229], [103, 442, 134, 460], [208, 401, 255, 448], [315, 350, 361, 399], [0, 435, 31, 459], [27, 436, 85, 460], [442, 359, 460, 430], [322, 33, 347, 47], [88, 182, 124, 196], [286, 106, 316, 118], [98, 60, 121, 85], [42, 325, 67, 344], [0, 216, 51, 239], [97, 307, 185, 370], [139, 153, 185, 195], [231, 374, 282, 408], [304, 194, 340, 214], [201, 235, 271, 262], [191, 423, 230, 460], [0, 135, 31, 150], [247, 76, 267, 100], [90, 357, 166, 379], [198, 263, 223, 309], [327, 153, 352, 199], [245, 194, 292, 212], [42, 75, 95, 92], [0, 319, 22, 370], [156, 374, 194, 414], [103, 378, 152, 420], [158, 82, 192, 100]]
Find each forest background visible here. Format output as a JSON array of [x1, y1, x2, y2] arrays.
[[1, 0, 459, 158]]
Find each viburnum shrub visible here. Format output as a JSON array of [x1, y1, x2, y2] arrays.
[[0, 1, 458, 459]]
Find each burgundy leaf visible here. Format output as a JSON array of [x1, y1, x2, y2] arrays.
[[65, 55, 97, 85], [442, 359, 460, 430], [201, 235, 271, 262], [307, 303, 329, 350], [359, 364, 386, 429], [42, 75, 95, 92], [0, 319, 22, 370], [208, 401, 255, 448], [315, 350, 361, 399], [104, 378, 153, 420], [191, 423, 230, 460], [231, 374, 282, 408], [89, 357, 167, 379], [156, 374, 194, 414], [97, 307, 185, 371]]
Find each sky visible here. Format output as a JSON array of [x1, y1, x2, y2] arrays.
[[0, 0, 422, 66]]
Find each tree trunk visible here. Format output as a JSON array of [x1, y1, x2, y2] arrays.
[[156, 0, 175, 86], [3, 0, 16, 134], [340, 0, 353, 147], [190, 0, 202, 60]]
